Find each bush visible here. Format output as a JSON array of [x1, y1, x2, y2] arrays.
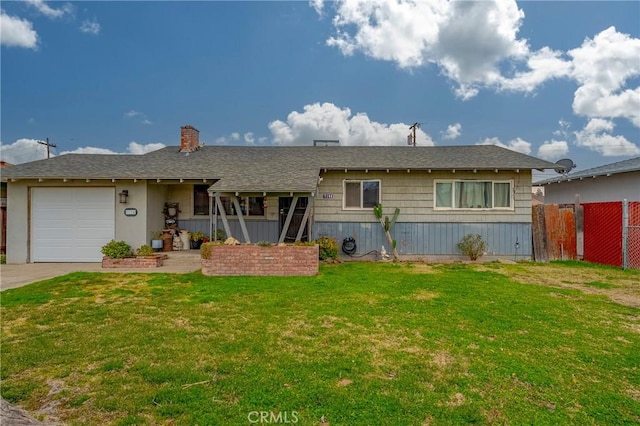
[[316, 236, 338, 260], [136, 244, 154, 256], [214, 229, 226, 241], [101, 240, 133, 259], [190, 231, 206, 242], [457, 234, 487, 261], [256, 241, 273, 247], [0, 254, 5, 264], [200, 242, 222, 259]]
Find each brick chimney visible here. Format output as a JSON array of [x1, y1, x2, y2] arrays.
[[180, 125, 200, 152]]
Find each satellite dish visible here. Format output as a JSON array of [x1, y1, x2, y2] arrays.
[[555, 158, 576, 174]]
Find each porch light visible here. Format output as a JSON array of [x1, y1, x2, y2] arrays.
[[118, 190, 129, 204]]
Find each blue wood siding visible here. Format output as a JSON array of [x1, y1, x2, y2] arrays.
[[314, 222, 532, 256], [178, 219, 279, 243]]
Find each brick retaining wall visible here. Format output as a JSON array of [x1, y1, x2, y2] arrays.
[[202, 245, 319, 276], [102, 255, 164, 268]]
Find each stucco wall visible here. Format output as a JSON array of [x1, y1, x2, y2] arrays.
[[6, 180, 150, 263], [6, 182, 28, 263], [542, 171, 640, 204], [146, 183, 168, 241], [315, 170, 532, 223], [114, 182, 148, 249]]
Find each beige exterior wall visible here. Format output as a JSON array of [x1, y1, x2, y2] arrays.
[[6, 181, 28, 263], [114, 181, 148, 249], [315, 170, 532, 223], [168, 183, 279, 222], [6, 179, 151, 263], [146, 183, 168, 240]]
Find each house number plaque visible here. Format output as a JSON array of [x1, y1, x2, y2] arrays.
[[124, 208, 138, 217]]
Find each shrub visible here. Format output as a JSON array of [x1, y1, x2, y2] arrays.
[[214, 229, 226, 241], [457, 234, 487, 261], [190, 231, 206, 242], [200, 242, 220, 259], [316, 236, 338, 260], [101, 240, 133, 259], [136, 244, 154, 256], [256, 241, 273, 247], [294, 241, 316, 246], [0, 254, 5, 264]]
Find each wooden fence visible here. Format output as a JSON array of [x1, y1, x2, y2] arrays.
[[533, 200, 640, 269]]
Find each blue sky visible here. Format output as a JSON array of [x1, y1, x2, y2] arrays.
[[1, 0, 639, 181]]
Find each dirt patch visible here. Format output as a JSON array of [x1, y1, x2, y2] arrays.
[[431, 351, 454, 368], [337, 378, 353, 387], [406, 263, 439, 274], [414, 290, 439, 300], [445, 392, 466, 407], [475, 264, 640, 308]]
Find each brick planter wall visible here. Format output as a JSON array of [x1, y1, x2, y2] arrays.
[[202, 245, 319, 276], [102, 255, 164, 268]]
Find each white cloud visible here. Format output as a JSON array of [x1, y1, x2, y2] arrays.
[[441, 123, 462, 140], [79, 18, 101, 35], [268, 102, 434, 146], [0, 11, 38, 49], [25, 0, 73, 19], [477, 136, 531, 155], [309, 0, 325, 15], [537, 140, 569, 161], [574, 118, 640, 156], [0, 139, 49, 164], [124, 110, 153, 125], [316, 1, 640, 122], [59, 142, 166, 156], [244, 132, 255, 144], [320, 0, 530, 98], [0, 139, 165, 165], [568, 27, 640, 127]]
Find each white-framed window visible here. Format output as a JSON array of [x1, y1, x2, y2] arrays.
[[219, 196, 265, 217], [434, 180, 513, 210], [343, 179, 381, 210]]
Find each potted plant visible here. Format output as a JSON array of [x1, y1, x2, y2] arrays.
[[190, 231, 206, 249], [151, 231, 163, 251]]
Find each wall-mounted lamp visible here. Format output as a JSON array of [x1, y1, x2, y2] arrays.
[[118, 190, 129, 204]]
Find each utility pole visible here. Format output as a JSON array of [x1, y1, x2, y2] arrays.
[[408, 123, 420, 147], [37, 138, 57, 159]]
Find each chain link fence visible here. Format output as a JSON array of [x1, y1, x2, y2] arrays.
[[623, 200, 640, 270], [582, 200, 639, 269]]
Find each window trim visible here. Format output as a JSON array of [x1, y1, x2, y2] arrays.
[[218, 196, 266, 218], [193, 184, 210, 216], [433, 179, 514, 211], [342, 179, 381, 210]]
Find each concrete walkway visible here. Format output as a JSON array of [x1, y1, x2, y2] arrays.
[[0, 250, 202, 291]]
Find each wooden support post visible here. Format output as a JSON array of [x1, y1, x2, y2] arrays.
[[296, 198, 311, 242], [279, 195, 298, 243], [215, 194, 232, 241], [231, 196, 251, 243]]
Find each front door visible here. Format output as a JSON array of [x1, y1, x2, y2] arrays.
[[279, 197, 309, 242]]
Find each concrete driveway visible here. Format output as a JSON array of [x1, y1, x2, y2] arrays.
[[0, 251, 202, 291]]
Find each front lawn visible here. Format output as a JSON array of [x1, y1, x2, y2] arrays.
[[1, 262, 639, 425]]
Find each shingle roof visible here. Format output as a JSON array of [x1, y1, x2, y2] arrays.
[[534, 156, 640, 185], [2, 145, 559, 193]]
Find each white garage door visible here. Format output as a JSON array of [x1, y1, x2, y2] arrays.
[[32, 187, 115, 262]]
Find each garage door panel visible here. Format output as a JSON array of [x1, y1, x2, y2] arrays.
[[32, 188, 115, 262]]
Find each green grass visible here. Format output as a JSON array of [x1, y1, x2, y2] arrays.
[[1, 263, 639, 425]]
